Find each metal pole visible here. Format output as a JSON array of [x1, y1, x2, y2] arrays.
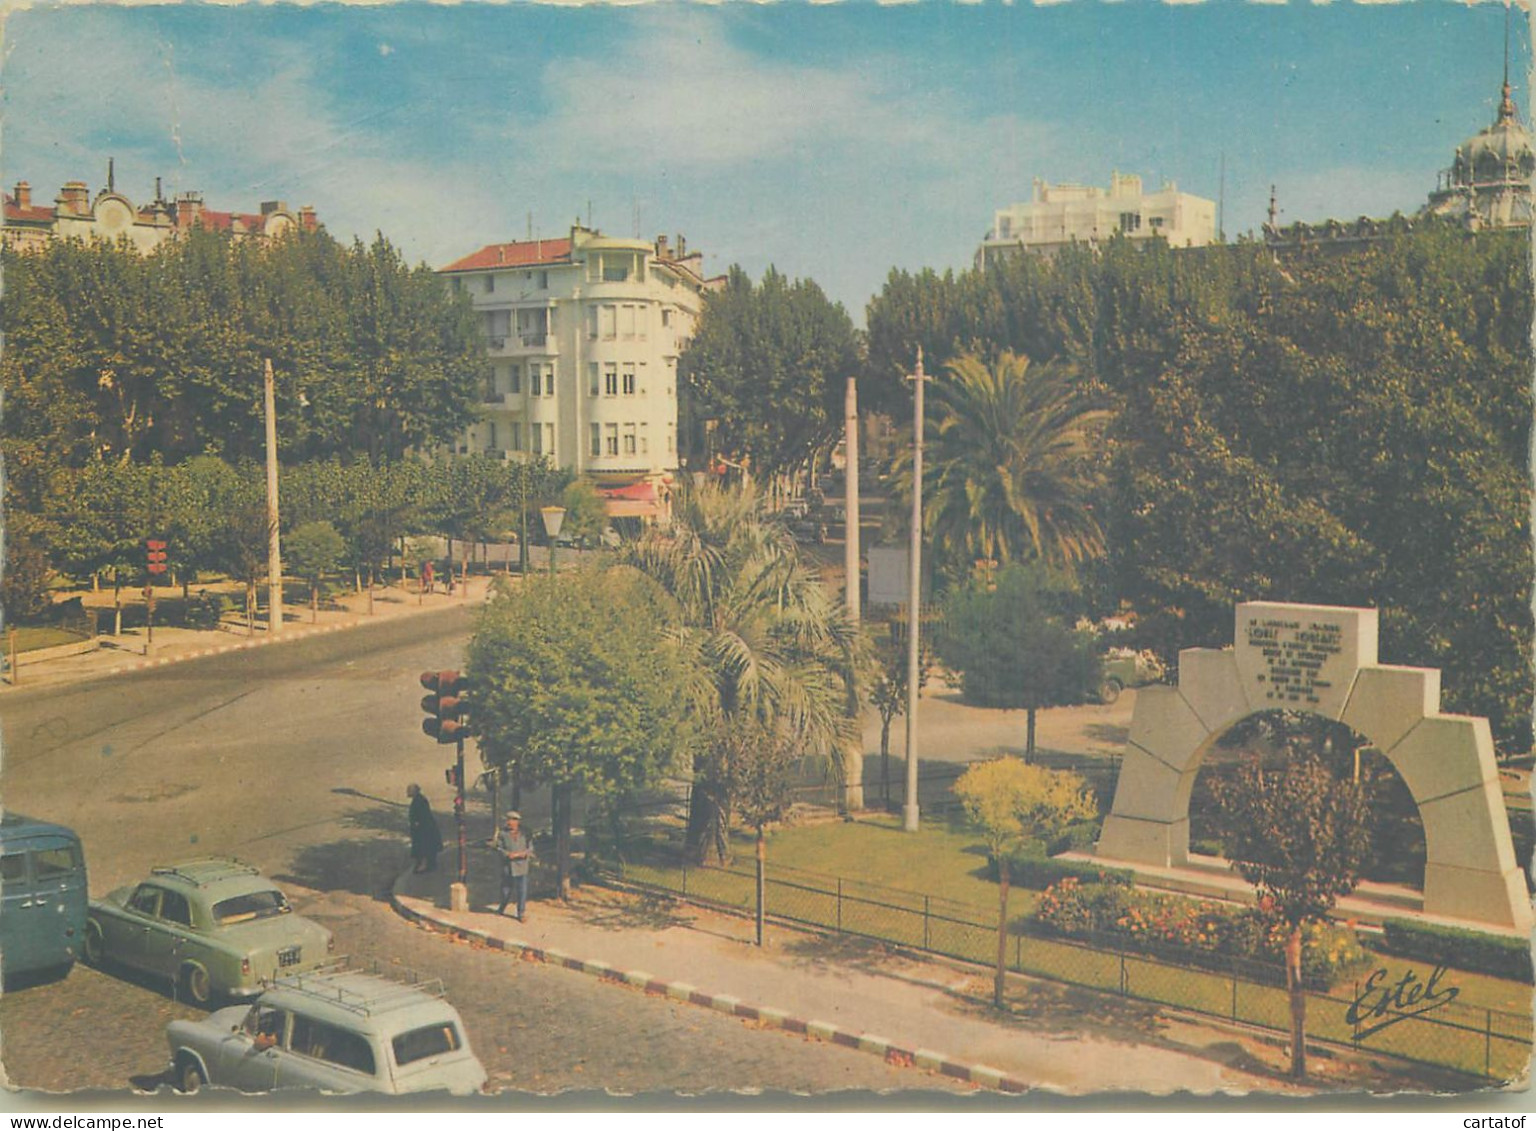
[[263, 359, 284, 636], [842, 376, 864, 813], [455, 735, 468, 888], [903, 349, 926, 832]]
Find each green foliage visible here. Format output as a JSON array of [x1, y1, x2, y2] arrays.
[[864, 226, 1533, 753], [894, 351, 1108, 572], [1034, 877, 1371, 990], [1376, 918, 1534, 984], [467, 565, 695, 800], [285, 521, 347, 586], [560, 477, 608, 548], [1, 515, 54, 624], [679, 265, 860, 479], [953, 757, 1097, 860], [625, 481, 858, 861], [936, 563, 1101, 713], [1006, 854, 1133, 891], [182, 591, 227, 631], [1210, 753, 1372, 928]]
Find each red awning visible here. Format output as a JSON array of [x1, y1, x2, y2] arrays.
[[598, 482, 657, 502]]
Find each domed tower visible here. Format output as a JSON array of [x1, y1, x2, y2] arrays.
[[1425, 30, 1533, 229]]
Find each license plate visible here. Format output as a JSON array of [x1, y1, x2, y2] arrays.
[[277, 946, 301, 967]]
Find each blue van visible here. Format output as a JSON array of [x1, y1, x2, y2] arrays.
[[1, 813, 88, 983]]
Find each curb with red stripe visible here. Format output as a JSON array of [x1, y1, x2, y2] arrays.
[[388, 884, 1028, 1094]]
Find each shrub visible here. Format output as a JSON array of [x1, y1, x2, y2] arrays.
[[1034, 878, 1371, 990], [1004, 854, 1135, 890], [1376, 918, 1534, 983], [184, 591, 226, 630]]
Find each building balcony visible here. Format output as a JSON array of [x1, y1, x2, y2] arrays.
[[485, 334, 557, 357]]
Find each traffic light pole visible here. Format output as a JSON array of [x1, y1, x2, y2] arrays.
[[455, 734, 467, 888]]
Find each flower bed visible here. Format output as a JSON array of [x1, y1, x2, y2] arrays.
[[1033, 877, 1372, 991]]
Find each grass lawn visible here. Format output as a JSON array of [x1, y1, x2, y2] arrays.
[[10, 625, 89, 653]]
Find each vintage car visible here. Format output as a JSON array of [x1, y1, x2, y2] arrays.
[[167, 967, 488, 1095], [84, 859, 334, 1006]]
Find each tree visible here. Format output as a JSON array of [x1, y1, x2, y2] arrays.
[[679, 266, 860, 485], [936, 564, 1101, 759], [286, 521, 346, 623], [559, 477, 608, 549], [717, 716, 802, 946], [466, 565, 695, 899], [894, 351, 1108, 575], [626, 482, 858, 862], [953, 757, 1096, 1007], [1210, 749, 1371, 1079], [868, 621, 929, 808]]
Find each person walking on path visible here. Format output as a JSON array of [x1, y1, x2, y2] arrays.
[[421, 560, 435, 595], [494, 811, 534, 920], [406, 783, 444, 874]]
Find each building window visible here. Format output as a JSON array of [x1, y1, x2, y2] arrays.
[[488, 422, 498, 451], [602, 255, 630, 283], [543, 368, 554, 397], [484, 275, 495, 294], [604, 423, 618, 456], [640, 422, 650, 454], [509, 364, 522, 395], [1118, 212, 1142, 233], [622, 363, 636, 395], [451, 277, 462, 293], [600, 305, 616, 340], [588, 362, 600, 397], [545, 423, 554, 459], [589, 423, 601, 457], [622, 423, 637, 456], [666, 424, 675, 454], [586, 306, 598, 340], [511, 422, 522, 452], [661, 307, 672, 328], [536, 270, 548, 289], [531, 425, 543, 455], [620, 305, 636, 340], [527, 364, 540, 397], [603, 363, 618, 397]]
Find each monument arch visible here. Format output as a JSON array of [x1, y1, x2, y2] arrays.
[[1094, 601, 1533, 933]]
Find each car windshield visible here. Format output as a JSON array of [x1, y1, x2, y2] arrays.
[[212, 889, 290, 925], [392, 1023, 462, 1067]]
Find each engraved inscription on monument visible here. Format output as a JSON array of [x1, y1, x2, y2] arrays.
[[1245, 618, 1345, 706]]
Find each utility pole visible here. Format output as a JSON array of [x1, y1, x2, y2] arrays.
[[842, 376, 864, 813], [903, 349, 928, 832], [263, 358, 284, 636]]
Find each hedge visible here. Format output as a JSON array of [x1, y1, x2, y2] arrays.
[[987, 853, 1136, 890], [1375, 918, 1534, 983]]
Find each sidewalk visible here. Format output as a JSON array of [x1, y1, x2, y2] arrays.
[[391, 849, 1318, 1097], [1, 576, 498, 692]]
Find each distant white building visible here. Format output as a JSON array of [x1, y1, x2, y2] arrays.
[[977, 172, 1217, 267], [439, 225, 715, 520]]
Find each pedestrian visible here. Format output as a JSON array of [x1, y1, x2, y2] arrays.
[[406, 783, 443, 874], [421, 560, 435, 595], [493, 810, 533, 920]]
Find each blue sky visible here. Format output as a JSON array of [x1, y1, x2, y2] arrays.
[[2, 2, 1526, 319]]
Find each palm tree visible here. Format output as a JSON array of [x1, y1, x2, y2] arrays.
[[899, 351, 1108, 571], [628, 482, 858, 862]]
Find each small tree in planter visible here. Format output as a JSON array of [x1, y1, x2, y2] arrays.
[[954, 757, 1096, 1007], [1210, 750, 1370, 1079], [286, 521, 346, 623], [723, 717, 802, 946]]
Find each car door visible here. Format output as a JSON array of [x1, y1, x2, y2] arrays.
[[217, 1004, 283, 1092], [140, 888, 195, 981], [113, 884, 164, 973], [277, 1014, 380, 1093], [0, 846, 40, 976]]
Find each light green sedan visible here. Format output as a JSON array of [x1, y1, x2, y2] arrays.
[[84, 859, 334, 1006]]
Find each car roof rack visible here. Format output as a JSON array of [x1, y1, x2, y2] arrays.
[[149, 858, 261, 886], [269, 959, 447, 1017]]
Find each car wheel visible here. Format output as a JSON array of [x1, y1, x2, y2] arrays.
[[82, 921, 106, 967], [1099, 677, 1123, 705], [174, 1055, 206, 1095], [180, 962, 214, 1007]]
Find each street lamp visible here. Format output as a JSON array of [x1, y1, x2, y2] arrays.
[[540, 506, 566, 576], [904, 348, 928, 833]]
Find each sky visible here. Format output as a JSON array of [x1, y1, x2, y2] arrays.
[[1, 1, 1528, 320]]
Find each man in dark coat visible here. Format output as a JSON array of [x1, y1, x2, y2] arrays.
[[406, 783, 443, 873]]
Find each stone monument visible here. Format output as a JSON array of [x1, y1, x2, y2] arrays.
[[1095, 601, 1533, 932]]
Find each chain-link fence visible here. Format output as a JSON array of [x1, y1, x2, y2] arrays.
[[603, 849, 1531, 1083]]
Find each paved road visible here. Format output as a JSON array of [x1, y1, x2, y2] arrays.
[[0, 608, 955, 1096]]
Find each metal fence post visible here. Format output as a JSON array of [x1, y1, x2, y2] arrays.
[[1486, 1008, 1493, 1078], [837, 877, 843, 932], [1351, 982, 1361, 1043], [923, 895, 931, 950], [1119, 947, 1127, 996], [1015, 931, 1022, 972], [681, 858, 688, 898], [1230, 960, 1238, 1022]]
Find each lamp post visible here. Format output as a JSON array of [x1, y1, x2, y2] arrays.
[[540, 506, 566, 576], [904, 348, 928, 833]]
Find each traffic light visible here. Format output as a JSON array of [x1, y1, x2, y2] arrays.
[[420, 670, 469, 744], [146, 539, 168, 576]]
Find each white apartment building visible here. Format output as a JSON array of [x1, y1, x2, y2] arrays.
[[977, 172, 1216, 266], [440, 225, 712, 519]]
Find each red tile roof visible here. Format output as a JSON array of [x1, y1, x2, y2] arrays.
[[3, 197, 53, 224], [441, 237, 573, 273]]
